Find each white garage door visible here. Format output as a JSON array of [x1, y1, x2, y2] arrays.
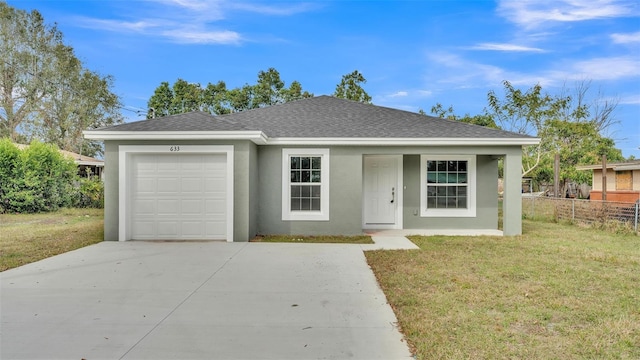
[[130, 153, 227, 240]]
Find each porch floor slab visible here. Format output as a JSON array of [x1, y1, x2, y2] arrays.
[[365, 229, 503, 237]]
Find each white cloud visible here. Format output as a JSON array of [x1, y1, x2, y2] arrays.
[[389, 91, 408, 97], [71, 0, 317, 45], [74, 17, 161, 33], [619, 94, 640, 105], [611, 31, 640, 43], [571, 56, 640, 80], [228, 2, 320, 16], [423, 52, 640, 92], [498, 0, 638, 29], [469, 42, 545, 52], [162, 29, 241, 44]]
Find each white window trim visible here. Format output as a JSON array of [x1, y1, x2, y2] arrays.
[[118, 145, 234, 242], [420, 155, 476, 218], [282, 148, 330, 221]]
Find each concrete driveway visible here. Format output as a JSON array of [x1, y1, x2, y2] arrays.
[[1, 241, 413, 359]]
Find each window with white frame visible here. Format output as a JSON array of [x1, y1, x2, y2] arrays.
[[420, 155, 476, 217], [282, 149, 330, 221]]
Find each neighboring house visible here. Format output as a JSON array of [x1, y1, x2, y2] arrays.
[[577, 161, 640, 203], [84, 96, 538, 242], [15, 144, 104, 179]]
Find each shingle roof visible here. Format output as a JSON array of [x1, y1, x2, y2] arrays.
[[94, 95, 533, 139], [98, 111, 241, 132]]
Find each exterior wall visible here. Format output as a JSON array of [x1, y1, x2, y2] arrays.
[[104, 142, 525, 240], [402, 155, 498, 229], [589, 191, 640, 203], [102, 140, 255, 242], [257, 145, 520, 236], [590, 169, 640, 203], [592, 169, 617, 192], [247, 142, 259, 240], [257, 146, 363, 235]]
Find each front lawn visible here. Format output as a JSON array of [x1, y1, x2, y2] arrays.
[[0, 208, 104, 271], [366, 219, 640, 359]]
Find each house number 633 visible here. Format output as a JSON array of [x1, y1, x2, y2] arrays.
[[169, 146, 180, 152]]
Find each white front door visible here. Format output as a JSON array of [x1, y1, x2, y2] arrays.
[[363, 155, 402, 228]]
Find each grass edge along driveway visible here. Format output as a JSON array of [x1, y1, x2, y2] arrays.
[[366, 219, 640, 360], [0, 208, 104, 271]]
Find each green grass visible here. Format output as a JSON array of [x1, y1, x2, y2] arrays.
[[251, 234, 373, 244], [0, 208, 104, 271], [366, 219, 640, 359]]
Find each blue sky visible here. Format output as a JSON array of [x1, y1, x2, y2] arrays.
[[11, 0, 640, 158]]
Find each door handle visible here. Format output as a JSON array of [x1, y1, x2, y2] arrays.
[[391, 187, 395, 203]]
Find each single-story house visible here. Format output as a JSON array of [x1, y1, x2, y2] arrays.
[[577, 160, 640, 203], [84, 96, 539, 242]]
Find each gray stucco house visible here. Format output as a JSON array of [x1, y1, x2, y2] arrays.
[[84, 96, 538, 241]]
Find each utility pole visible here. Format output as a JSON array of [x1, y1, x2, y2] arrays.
[[553, 154, 560, 197], [602, 155, 607, 201]]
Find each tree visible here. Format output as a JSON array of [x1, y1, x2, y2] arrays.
[[487, 81, 571, 177], [334, 70, 372, 103], [282, 80, 312, 103], [0, 2, 122, 157], [32, 45, 122, 156], [428, 103, 498, 128], [560, 79, 619, 136], [147, 68, 313, 117], [253, 68, 285, 107], [483, 80, 625, 191], [0, 3, 62, 140], [536, 119, 623, 193], [147, 82, 173, 118]]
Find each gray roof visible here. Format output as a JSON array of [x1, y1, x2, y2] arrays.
[[97, 95, 532, 139]]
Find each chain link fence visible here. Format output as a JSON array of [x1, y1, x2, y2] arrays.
[[522, 196, 639, 234]]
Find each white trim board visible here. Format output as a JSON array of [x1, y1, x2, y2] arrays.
[[85, 130, 539, 146], [118, 145, 234, 242]]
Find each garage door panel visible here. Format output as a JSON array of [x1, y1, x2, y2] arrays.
[[157, 178, 179, 192], [135, 178, 156, 193], [157, 156, 180, 170], [136, 155, 158, 170], [205, 177, 225, 192], [157, 222, 179, 238], [132, 221, 155, 239], [181, 221, 205, 237], [157, 199, 179, 215], [133, 199, 156, 215], [206, 221, 226, 239], [205, 199, 225, 215], [180, 155, 205, 170], [181, 177, 203, 192], [181, 199, 203, 215], [130, 152, 228, 240]]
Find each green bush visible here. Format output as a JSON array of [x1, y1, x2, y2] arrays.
[[0, 139, 81, 213], [73, 176, 104, 208]]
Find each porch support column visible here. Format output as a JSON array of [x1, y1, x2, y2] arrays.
[[502, 149, 522, 236]]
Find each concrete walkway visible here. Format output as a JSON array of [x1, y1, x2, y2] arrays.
[[1, 241, 415, 360]]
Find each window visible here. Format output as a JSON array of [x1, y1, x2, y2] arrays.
[[616, 171, 632, 190], [420, 155, 476, 217], [282, 149, 330, 221]]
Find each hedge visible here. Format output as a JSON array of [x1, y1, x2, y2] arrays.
[[0, 139, 103, 213]]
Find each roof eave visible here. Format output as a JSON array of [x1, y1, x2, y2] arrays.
[[83, 131, 539, 146], [266, 137, 540, 146], [83, 130, 269, 145]]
